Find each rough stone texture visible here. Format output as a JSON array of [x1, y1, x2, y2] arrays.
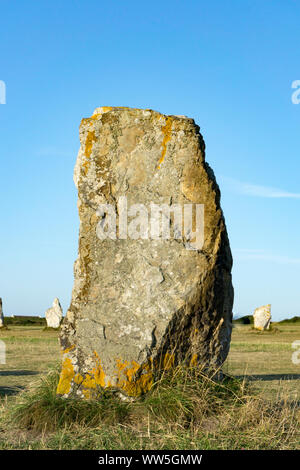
[[45, 298, 63, 328], [253, 304, 271, 331], [0, 298, 4, 328], [57, 106, 234, 398]]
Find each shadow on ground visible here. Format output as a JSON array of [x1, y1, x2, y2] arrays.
[[0, 370, 41, 397], [0, 386, 25, 397], [235, 374, 300, 381], [0, 370, 40, 377]]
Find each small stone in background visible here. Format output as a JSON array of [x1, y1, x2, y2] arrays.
[[0, 298, 4, 328], [253, 304, 271, 330], [45, 298, 63, 328]]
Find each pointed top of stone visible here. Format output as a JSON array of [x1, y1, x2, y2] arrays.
[[45, 298, 63, 329]]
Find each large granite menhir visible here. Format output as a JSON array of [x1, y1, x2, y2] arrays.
[[57, 107, 234, 398]]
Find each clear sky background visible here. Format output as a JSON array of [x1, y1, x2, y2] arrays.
[[0, 0, 299, 321]]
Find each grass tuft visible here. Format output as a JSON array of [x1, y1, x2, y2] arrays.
[[1, 363, 299, 449], [5, 364, 130, 432]]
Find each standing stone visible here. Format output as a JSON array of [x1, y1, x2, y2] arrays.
[[45, 298, 63, 328], [57, 107, 234, 398], [253, 304, 271, 331], [0, 298, 4, 328]]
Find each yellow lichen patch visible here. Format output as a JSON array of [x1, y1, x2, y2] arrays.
[[74, 373, 83, 385], [98, 106, 113, 114], [80, 117, 93, 127], [67, 351, 202, 399], [115, 359, 154, 397], [157, 116, 173, 169], [82, 389, 92, 399], [56, 358, 75, 395], [77, 352, 109, 395], [61, 345, 75, 355], [90, 114, 101, 120], [115, 358, 130, 374], [81, 373, 97, 390], [83, 130, 97, 175], [121, 371, 153, 396], [90, 107, 114, 120], [125, 360, 140, 381], [91, 352, 106, 388]]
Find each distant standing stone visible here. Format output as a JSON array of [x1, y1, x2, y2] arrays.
[[253, 304, 271, 330], [0, 298, 4, 328], [45, 298, 63, 328]]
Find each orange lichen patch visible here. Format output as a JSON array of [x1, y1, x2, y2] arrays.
[[115, 358, 130, 373], [122, 368, 153, 396], [73, 373, 83, 385], [90, 114, 101, 120], [80, 117, 93, 127], [102, 106, 113, 112], [61, 345, 75, 355], [57, 351, 196, 398], [115, 358, 154, 397], [83, 130, 97, 175], [81, 373, 97, 389], [91, 352, 106, 388], [82, 389, 92, 399], [56, 358, 75, 395], [75, 352, 109, 394], [157, 116, 173, 169]]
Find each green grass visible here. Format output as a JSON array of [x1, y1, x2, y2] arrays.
[[230, 342, 291, 352], [5, 364, 130, 432], [0, 324, 299, 449], [4, 316, 47, 327], [1, 363, 299, 450], [278, 316, 300, 324], [4, 363, 246, 431]]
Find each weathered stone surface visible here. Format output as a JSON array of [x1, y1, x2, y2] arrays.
[[0, 298, 4, 328], [45, 298, 63, 328], [253, 304, 271, 330], [57, 106, 234, 398]]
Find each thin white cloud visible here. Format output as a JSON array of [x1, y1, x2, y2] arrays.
[[234, 249, 300, 264], [220, 176, 300, 199]]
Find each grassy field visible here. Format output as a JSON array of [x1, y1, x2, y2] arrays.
[[0, 324, 299, 449], [224, 323, 300, 401]]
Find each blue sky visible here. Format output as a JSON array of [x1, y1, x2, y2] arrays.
[[0, 0, 299, 321]]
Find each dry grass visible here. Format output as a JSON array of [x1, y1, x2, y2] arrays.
[[0, 324, 299, 449]]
